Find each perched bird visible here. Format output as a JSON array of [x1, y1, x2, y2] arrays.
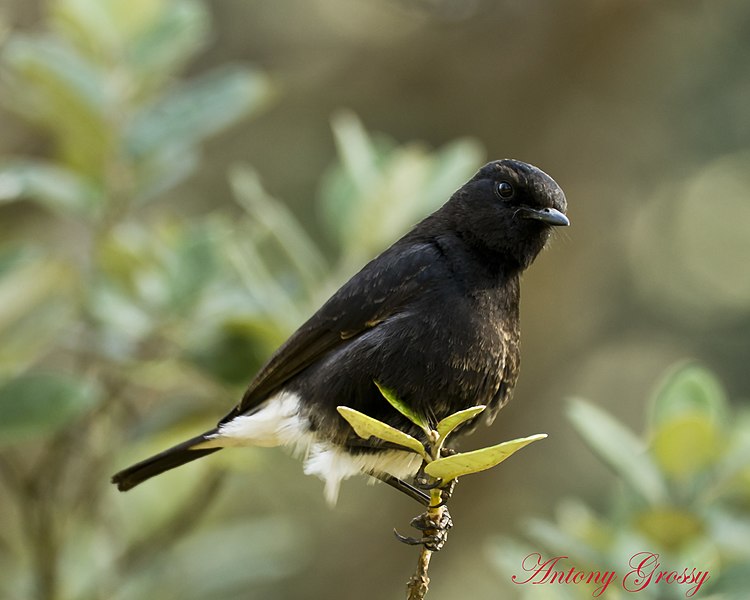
[[112, 159, 569, 504]]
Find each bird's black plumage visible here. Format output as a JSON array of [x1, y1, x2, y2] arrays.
[[112, 159, 568, 500]]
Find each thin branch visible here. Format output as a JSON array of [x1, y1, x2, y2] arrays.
[[407, 537, 434, 599], [404, 435, 447, 600]]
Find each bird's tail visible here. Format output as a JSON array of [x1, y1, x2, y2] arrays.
[[112, 431, 221, 492]]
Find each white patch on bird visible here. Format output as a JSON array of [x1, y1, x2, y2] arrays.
[[304, 444, 423, 505], [194, 390, 423, 505], [198, 391, 311, 449]]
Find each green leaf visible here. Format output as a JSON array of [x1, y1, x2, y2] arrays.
[[330, 110, 381, 195], [126, 65, 272, 158], [567, 399, 668, 505], [436, 405, 486, 443], [320, 113, 395, 249], [319, 113, 483, 264], [52, 0, 210, 84], [424, 434, 547, 480], [374, 381, 429, 431], [127, 0, 210, 83], [421, 138, 485, 211], [87, 280, 154, 344], [2, 34, 108, 119], [704, 411, 750, 502], [651, 414, 722, 478], [230, 166, 328, 291], [649, 362, 728, 427], [0, 159, 102, 217], [1, 34, 113, 173], [0, 372, 100, 444], [132, 144, 200, 204], [336, 406, 426, 457], [50, 0, 126, 61], [635, 506, 704, 551]]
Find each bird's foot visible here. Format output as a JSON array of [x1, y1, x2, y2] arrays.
[[394, 507, 453, 552], [413, 471, 457, 508], [434, 478, 457, 507]]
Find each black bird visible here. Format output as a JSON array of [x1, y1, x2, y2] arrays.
[[112, 159, 569, 504]]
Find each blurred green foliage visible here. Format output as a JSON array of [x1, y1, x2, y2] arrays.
[[0, 1, 483, 598], [491, 363, 750, 599], [0, 0, 270, 213]]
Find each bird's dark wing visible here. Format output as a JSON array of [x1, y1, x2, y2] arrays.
[[219, 239, 447, 424]]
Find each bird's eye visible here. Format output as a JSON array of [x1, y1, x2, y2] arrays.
[[495, 181, 514, 199]]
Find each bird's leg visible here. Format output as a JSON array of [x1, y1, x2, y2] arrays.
[[430, 447, 459, 506], [413, 460, 442, 490], [369, 470, 453, 549], [412, 457, 458, 506], [370, 472, 431, 506], [435, 478, 457, 507], [393, 457, 458, 551], [371, 449, 458, 549]]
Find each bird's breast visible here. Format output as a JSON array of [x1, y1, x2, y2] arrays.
[[387, 284, 520, 422]]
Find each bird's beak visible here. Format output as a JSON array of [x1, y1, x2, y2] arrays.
[[518, 206, 570, 227]]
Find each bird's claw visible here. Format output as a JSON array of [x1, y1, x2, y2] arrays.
[[393, 529, 425, 546], [394, 507, 453, 552]]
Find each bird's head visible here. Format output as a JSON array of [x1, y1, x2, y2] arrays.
[[446, 159, 569, 270]]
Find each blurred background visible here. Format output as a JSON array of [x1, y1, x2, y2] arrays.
[[1, 1, 749, 599]]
